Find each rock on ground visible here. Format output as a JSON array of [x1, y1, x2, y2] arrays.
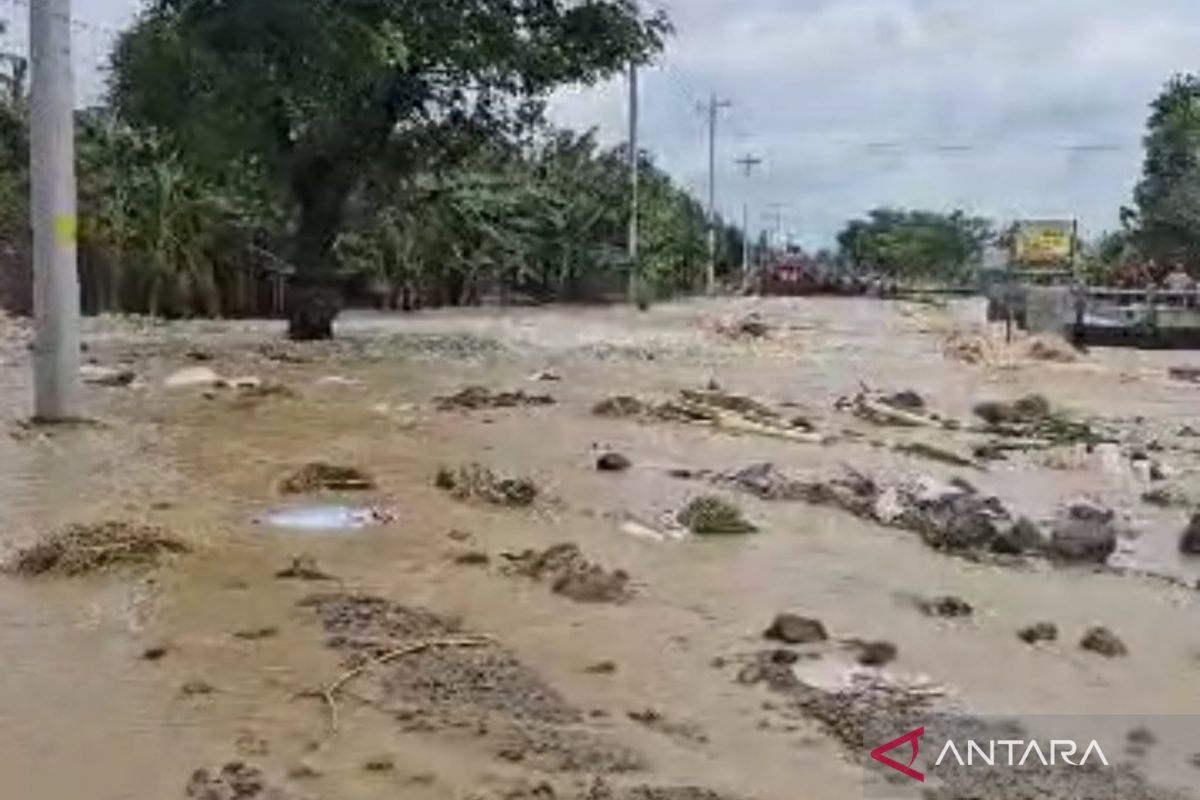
[[1180, 514, 1200, 555], [1048, 502, 1119, 564], [596, 452, 632, 472], [1080, 626, 1128, 657], [763, 613, 828, 645], [1018, 622, 1059, 645]]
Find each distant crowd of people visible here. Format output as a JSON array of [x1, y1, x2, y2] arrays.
[[1111, 259, 1197, 292]]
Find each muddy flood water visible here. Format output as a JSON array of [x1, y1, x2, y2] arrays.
[[1, 297, 1199, 800]]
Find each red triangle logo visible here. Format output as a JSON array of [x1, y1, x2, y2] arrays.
[[870, 726, 926, 783]]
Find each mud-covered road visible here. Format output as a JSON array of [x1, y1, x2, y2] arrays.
[[1, 297, 1199, 800]]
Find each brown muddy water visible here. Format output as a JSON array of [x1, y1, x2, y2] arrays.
[[0, 297, 1199, 799]]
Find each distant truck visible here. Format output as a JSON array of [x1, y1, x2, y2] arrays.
[[755, 255, 879, 297]]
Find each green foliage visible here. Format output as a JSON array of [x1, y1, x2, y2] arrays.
[[836, 208, 992, 283], [336, 131, 710, 306], [1132, 74, 1200, 266], [111, 0, 667, 281]]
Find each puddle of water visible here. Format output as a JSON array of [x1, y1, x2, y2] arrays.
[[258, 505, 391, 534]]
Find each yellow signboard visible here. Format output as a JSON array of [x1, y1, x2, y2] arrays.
[[1012, 220, 1075, 267]]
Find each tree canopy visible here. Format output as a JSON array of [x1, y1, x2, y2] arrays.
[[836, 208, 992, 283], [111, 0, 669, 337], [1130, 74, 1200, 268]]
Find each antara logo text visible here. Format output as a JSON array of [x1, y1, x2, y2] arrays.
[[870, 726, 1110, 783]]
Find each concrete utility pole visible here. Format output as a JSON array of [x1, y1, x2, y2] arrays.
[[30, 0, 82, 420], [626, 60, 640, 299], [735, 154, 762, 279], [700, 93, 731, 294]]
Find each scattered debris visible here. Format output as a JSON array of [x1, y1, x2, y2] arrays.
[[715, 312, 771, 339], [973, 394, 1097, 445], [719, 463, 811, 502], [363, 756, 395, 772], [233, 626, 279, 641], [1142, 487, 1187, 508], [1180, 514, 1200, 556], [279, 463, 376, 494], [1127, 726, 1158, 747], [80, 364, 137, 387], [843, 391, 940, 428], [275, 556, 335, 581], [763, 613, 828, 645], [585, 661, 617, 675], [1048, 502, 1120, 564], [677, 496, 758, 535], [1018, 622, 1059, 645], [529, 369, 563, 382], [435, 464, 538, 508], [1080, 626, 1128, 658], [1026, 335, 1078, 363], [627, 708, 708, 744], [164, 366, 222, 389], [849, 640, 898, 667], [593, 390, 823, 444], [181, 679, 215, 697], [5, 521, 190, 577], [1168, 366, 1200, 384], [596, 452, 632, 472], [454, 550, 491, 567], [436, 386, 555, 411], [788, 469, 1053, 561], [186, 762, 291, 800], [142, 645, 170, 661], [919, 596, 974, 618], [894, 441, 978, 468], [504, 543, 631, 604], [301, 593, 640, 773], [593, 396, 651, 418]]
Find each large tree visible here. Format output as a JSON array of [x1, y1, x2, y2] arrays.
[[1131, 74, 1200, 268], [111, 0, 667, 338], [836, 208, 992, 283]]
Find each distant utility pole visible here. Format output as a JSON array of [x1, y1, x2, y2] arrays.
[[626, 60, 640, 299], [30, 0, 82, 420], [765, 203, 786, 254], [735, 154, 762, 279], [700, 93, 731, 294]]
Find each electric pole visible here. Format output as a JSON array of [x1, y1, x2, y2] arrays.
[[626, 60, 640, 301], [30, 0, 82, 420], [700, 93, 731, 294], [735, 154, 762, 280]]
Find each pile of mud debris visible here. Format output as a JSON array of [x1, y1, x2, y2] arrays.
[[435, 463, 539, 507], [719, 463, 1121, 564], [737, 652, 1185, 800], [436, 386, 556, 411], [300, 593, 643, 774], [5, 521, 190, 577], [594, 387, 821, 444], [503, 543, 632, 604]]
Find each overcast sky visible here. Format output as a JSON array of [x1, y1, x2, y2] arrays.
[[23, 0, 1200, 247]]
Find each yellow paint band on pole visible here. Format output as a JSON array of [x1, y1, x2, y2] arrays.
[[53, 214, 78, 246]]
